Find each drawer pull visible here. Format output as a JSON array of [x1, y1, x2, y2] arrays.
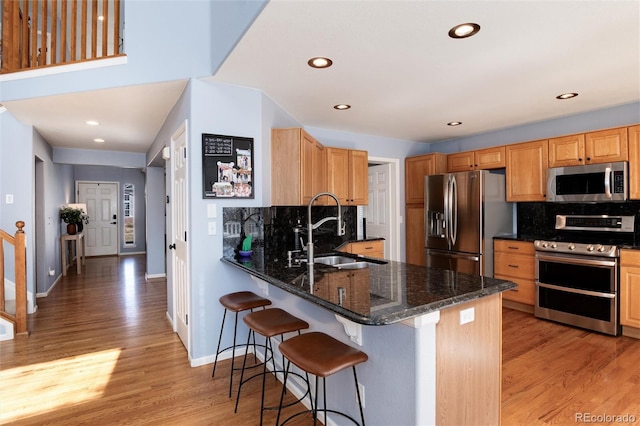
[[364, 246, 374, 249], [508, 264, 519, 268], [508, 246, 520, 250]]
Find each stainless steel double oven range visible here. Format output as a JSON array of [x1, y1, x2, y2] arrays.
[[534, 214, 635, 336]]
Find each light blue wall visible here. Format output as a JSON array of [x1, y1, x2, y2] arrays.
[[33, 129, 74, 293], [54, 148, 146, 168], [145, 167, 166, 277], [73, 165, 147, 254], [0, 112, 36, 305], [429, 102, 640, 153]]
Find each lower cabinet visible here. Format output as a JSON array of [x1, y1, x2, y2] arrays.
[[620, 249, 640, 329], [338, 240, 384, 259], [493, 239, 536, 306]]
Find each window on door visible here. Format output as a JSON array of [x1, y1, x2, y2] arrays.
[[123, 184, 135, 246]]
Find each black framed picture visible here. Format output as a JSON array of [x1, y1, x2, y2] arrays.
[[202, 133, 254, 199]]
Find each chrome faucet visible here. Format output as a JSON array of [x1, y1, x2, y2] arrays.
[[307, 192, 345, 267]]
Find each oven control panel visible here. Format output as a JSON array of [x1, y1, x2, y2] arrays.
[[534, 240, 619, 257]]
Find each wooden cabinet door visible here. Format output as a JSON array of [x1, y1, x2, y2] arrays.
[[548, 134, 585, 167], [271, 128, 303, 205], [405, 154, 447, 204], [475, 146, 506, 169], [349, 149, 369, 205], [447, 151, 475, 172], [302, 132, 326, 205], [326, 147, 350, 204], [505, 140, 548, 202], [584, 127, 628, 164], [628, 125, 640, 199], [406, 205, 425, 266], [620, 250, 640, 328]]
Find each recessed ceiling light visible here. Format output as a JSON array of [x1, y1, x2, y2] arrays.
[[448, 23, 481, 39], [556, 92, 578, 100], [94, 138, 105, 143], [333, 104, 351, 110], [308, 57, 333, 69], [447, 121, 462, 126], [86, 120, 100, 126]]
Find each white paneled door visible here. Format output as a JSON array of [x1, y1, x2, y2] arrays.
[[366, 163, 391, 258], [171, 121, 190, 352], [78, 182, 118, 256]]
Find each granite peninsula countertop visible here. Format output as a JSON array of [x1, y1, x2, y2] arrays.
[[221, 248, 516, 326]]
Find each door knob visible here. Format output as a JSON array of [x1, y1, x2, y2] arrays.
[[169, 243, 176, 250]]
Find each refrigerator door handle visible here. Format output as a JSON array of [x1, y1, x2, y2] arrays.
[[426, 248, 480, 262], [450, 175, 458, 246], [444, 176, 451, 248]]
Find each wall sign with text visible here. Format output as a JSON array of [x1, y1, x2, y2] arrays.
[[202, 133, 254, 199]]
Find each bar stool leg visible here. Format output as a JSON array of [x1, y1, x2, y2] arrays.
[[211, 309, 228, 379], [353, 367, 365, 426]]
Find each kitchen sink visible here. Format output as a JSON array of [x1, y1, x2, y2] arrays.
[[314, 255, 359, 266], [314, 255, 384, 270]]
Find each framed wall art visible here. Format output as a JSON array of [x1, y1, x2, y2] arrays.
[[202, 133, 254, 199]]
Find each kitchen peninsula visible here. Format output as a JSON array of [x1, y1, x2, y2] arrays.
[[222, 246, 515, 425]]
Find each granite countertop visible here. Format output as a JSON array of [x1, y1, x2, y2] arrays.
[[221, 248, 516, 326]]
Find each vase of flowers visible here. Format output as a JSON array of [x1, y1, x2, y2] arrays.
[[60, 206, 89, 235]]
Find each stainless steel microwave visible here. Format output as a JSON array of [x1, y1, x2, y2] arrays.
[[546, 161, 628, 202]]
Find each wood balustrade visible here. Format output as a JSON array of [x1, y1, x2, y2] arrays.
[[0, 221, 28, 336], [1, 0, 123, 74]]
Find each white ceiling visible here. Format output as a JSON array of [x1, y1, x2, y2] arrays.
[[213, 0, 640, 143], [2, 1, 639, 155]]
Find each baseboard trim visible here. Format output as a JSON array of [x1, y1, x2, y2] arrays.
[[622, 325, 640, 339], [502, 299, 534, 314]]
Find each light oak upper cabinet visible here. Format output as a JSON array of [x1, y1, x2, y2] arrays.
[[447, 146, 506, 172], [405, 153, 447, 265], [628, 125, 640, 200], [548, 127, 628, 168], [620, 249, 640, 329], [326, 148, 368, 205], [271, 128, 327, 206], [405, 153, 448, 204], [505, 139, 548, 202]]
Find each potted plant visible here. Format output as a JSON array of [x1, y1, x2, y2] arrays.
[[60, 206, 89, 235]]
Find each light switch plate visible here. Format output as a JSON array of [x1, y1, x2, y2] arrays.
[[207, 204, 217, 218], [5, 194, 14, 204]]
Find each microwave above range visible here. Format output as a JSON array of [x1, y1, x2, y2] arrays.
[[546, 161, 628, 202]]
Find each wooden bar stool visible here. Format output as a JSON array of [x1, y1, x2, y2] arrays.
[[234, 308, 310, 426], [212, 291, 272, 397], [276, 332, 368, 426]]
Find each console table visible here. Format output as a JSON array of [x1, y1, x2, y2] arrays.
[[61, 232, 85, 275]]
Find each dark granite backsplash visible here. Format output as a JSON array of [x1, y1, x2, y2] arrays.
[[223, 206, 357, 261], [517, 201, 640, 242]]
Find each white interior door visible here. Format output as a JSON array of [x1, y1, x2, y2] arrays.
[[366, 163, 392, 259], [78, 182, 118, 256], [171, 121, 190, 351]]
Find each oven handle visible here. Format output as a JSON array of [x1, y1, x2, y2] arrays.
[[537, 282, 616, 299], [536, 253, 618, 267]]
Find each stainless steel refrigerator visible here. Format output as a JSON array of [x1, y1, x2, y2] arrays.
[[424, 170, 513, 277]]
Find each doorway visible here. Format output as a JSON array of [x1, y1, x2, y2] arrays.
[[365, 157, 400, 261]]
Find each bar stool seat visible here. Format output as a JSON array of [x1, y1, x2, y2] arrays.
[[212, 291, 272, 397], [235, 308, 310, 426], [277, 332, 368, 426]]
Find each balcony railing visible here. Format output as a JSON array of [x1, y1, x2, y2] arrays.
[[1, 0, 123, 74]]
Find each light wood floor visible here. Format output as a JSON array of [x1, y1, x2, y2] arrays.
[[1, 254, 639, 425]]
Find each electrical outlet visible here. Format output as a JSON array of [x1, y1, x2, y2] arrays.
[[208, 222, 217, 235], [356, 382, 365, 408], [460, 307, 475, 325]]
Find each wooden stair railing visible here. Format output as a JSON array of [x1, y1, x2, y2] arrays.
[[1, 0, 123, 74], [0, 221, 28, 336]]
